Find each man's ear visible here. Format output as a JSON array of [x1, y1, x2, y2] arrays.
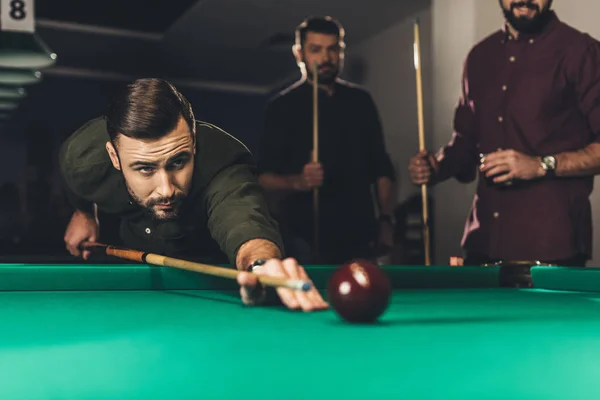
[[105, 141, 121, 171]]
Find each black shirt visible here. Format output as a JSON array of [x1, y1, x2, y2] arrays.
[[258, 79, 395, 250]]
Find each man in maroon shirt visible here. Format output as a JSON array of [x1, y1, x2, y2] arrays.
[[409, 0, 600, 265]]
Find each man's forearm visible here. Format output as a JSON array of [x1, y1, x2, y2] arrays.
[[376, 177, 395, 216], [235, 238, 283, 270], [258, 173, 302, 191], [555, 142, 600, 177]]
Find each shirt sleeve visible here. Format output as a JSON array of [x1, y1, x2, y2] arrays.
[[435, 56, 479, 183], [61, 177, 95, 215], [363, 92, 396, 182], [58, 122, 98, 215], [572, 36, 600, 143], [257, 100, 289, 175], [202, 162, 285, 266]]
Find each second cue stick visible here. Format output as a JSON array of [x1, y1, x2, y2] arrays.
[[81, 242, 311, 291], [413, 19, 432, 266], [312, 61, 319, 257]]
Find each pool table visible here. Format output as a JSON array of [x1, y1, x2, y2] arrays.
[[1, 261, 600, 399]]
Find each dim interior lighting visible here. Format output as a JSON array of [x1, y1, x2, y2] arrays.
[[0, 85, 26, 99], [0, 68, 41, 85], [0, 31, 57, 69], [0, 100, 19, 110]]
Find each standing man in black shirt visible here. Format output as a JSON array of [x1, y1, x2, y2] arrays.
[[258, 16, 396, 264]]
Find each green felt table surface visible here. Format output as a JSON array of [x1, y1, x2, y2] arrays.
[[2, 263, 600, 399]]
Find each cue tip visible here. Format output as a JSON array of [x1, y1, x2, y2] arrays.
[[415, 17, 420, 25], [285, 280, 312, 291]]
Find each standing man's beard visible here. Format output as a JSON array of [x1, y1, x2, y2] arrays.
[[306, 62, 340, 85], [125, 182, 186, 221], [502, 1, 553, 34]]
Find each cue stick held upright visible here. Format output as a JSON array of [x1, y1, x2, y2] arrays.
[[413, 18, 432, 266], [81, 241, 311, 291], [312, 61, 320, 257]]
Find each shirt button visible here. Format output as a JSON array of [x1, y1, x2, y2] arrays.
[[509, 56, 516, 62], [502, 85, 507, 91], [498, 116, 503, 122], [493, 212, 500, 218], [145, 228, 151, 234], [529, 39, 534, 44]]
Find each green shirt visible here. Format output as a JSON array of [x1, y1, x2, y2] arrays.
[[59, 117, 284, 266]]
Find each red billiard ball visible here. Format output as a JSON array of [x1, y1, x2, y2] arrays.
[[327, 259, 392, 323]]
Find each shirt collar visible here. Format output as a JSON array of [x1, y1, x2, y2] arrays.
[[300, 78, 340, 97]]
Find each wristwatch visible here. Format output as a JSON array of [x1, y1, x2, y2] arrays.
[[247, 258, 268, 272], [540, 155, 557, 178]]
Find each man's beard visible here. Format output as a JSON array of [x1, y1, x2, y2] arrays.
[[126, 182, 186, 221], [306, 61, 340, 85], [502, 1, 553, 34]]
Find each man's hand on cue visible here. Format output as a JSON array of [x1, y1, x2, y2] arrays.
[[236, 258, 329, 311]]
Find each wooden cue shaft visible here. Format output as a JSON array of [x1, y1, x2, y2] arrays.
[[81, 242, 311, 291], [414, 19, 432, 266], [312, 61, 319, 257]]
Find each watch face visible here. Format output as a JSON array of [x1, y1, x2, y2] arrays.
[[543, 156, 556, 170]]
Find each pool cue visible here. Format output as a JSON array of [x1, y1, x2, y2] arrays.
[[413, 18, 431, 266], [80, 241, 311, 291], [312, 61, 320, 257]]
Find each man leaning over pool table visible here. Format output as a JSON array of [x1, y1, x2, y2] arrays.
[[58, 78, 328, 311]]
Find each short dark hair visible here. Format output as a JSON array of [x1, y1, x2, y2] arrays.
[[106, 78, 195, 144], [295, 16, 345, 48]]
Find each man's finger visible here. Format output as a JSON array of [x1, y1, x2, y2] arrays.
[[297, 266, 329, 309], [260, 260, 299, 309], [280, 258, 314, 311], [494, 171, 515, 183], [237, 271, 257, 287], [237, 271, 268, 306], [480, 157, 509, 172], [281, 259, 316, 311], [83, 234, 97, 260], [481, 150, 510, 165], [67, 241, 81, 257], [237, 272, 257, 303], [485, 165, 510, 178]]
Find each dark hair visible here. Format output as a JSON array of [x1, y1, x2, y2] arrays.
[[295, 16, 345, 48], [105, 78, 195, 143]]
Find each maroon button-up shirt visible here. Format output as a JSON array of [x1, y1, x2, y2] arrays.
[[437, 12, 600, 261]]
